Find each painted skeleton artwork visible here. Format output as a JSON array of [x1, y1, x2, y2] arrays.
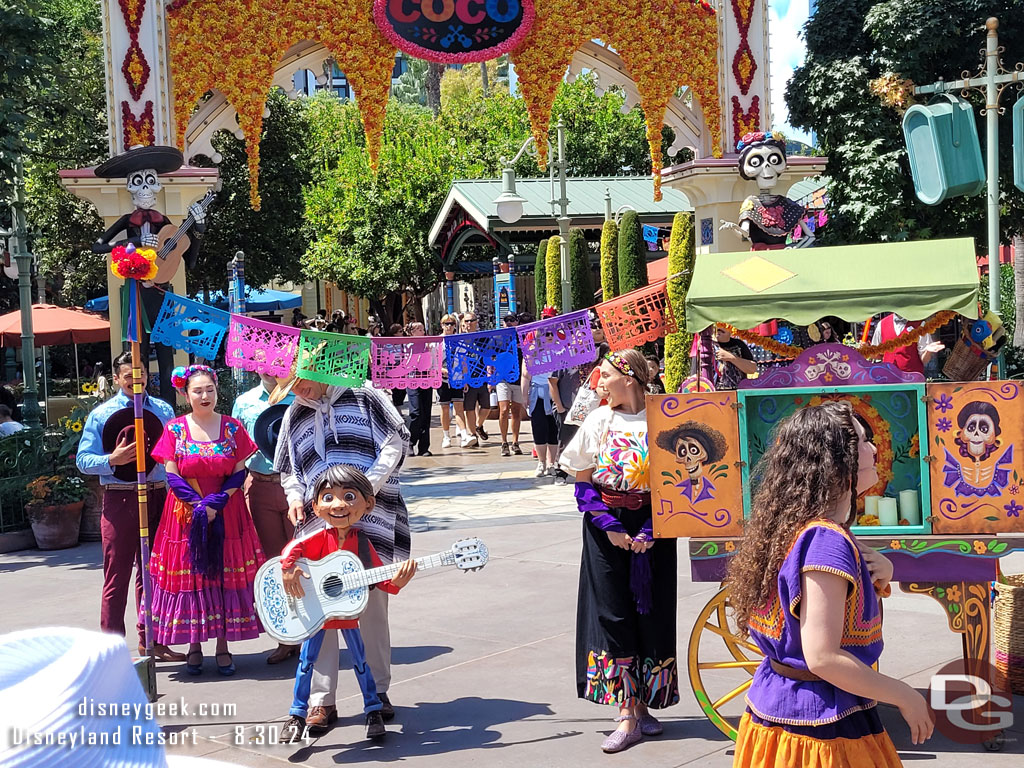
[[943, 400, 1014, 497], [656, 421, 727, 504], [720, 130, 814, 250]]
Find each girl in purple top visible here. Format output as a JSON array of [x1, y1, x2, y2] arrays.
[[727, 401, 933, 767]]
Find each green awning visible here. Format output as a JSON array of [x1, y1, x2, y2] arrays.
[[684, 238, 979, 332]]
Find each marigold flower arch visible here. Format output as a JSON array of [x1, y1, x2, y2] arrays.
[[166, 0, 723, 208]]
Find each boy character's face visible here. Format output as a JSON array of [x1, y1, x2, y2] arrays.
[[313, 483, 375, 534]]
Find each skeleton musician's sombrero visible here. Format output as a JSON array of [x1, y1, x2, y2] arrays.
[[94, 145, 184, 178]]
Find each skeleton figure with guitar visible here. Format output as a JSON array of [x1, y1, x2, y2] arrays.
[[91, 145, 215, 402]]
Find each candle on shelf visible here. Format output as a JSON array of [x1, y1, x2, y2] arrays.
[[878, 498, 899, 527], [899, 489, 920, 525], [864, 496, 880, 518]]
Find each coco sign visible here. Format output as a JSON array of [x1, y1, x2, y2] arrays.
[[374, 0, 535, 63]]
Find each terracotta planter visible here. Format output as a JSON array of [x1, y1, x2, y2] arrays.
[[79, 475, 103, 542], [28, 501, 84, 551]]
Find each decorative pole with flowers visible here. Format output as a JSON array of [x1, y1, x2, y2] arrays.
[[110, 241, 160, 655]]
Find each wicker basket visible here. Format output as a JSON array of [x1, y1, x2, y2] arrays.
[[942, 337, 989, 381], [994, 574, 1024, 695]]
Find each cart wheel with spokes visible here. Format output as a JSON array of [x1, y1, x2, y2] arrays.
[[687, 585, 763, 741]]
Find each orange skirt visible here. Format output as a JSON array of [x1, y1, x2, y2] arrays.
[[733, 709, 902, 768]]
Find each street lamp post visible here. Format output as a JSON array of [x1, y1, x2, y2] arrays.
[[8, 161, 42, 429], [913, 17, 1023, 377], [494, 119, 573, 313]]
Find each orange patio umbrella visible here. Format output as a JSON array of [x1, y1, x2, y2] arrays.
[[0, 304, 110, 347]]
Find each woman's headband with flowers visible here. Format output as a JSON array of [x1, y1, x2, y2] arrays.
[[736, 130, 787, 153], [170, 364, 218, 391], [604, 352, 638, 380]]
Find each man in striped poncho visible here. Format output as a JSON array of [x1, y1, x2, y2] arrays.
[[272, 377, 410, 730]]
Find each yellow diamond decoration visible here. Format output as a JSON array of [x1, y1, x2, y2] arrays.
[[721, 256, 796, 293]]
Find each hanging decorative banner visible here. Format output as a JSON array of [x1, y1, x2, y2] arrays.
[[371, 336, 444, 390], [373, 0, 536, 64], [596, 280, 677, 352], [445, 328, 519, 388], [517, 310, 596, 376], [150, 292, 231, 359], [297, 330, 373, 387], [225, 315, 301, 378], [642, 224, 659, 243]]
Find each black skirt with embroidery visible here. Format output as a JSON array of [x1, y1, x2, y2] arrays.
[[575, 504, 679, 708]]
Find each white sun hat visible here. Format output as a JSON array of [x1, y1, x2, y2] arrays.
[[0, 627, 168, 767]]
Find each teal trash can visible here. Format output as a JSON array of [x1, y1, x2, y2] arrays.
[[1013, 95, 1024, 193], [903, 94, 985, 205]]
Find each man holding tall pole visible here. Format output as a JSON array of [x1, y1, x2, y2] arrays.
[[77, 350, 181, 661]]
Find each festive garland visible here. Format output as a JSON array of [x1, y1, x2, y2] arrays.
[[121, 101, 155, 150], [731, 38, 756, 96], [167, 0, 722, 208], [717, 311, 958, 360], [731, 95, 760, 148], [121, 39, 151, 101]]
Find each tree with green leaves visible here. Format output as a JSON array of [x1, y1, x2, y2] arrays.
[[600, 219, 619, 301], [392, 57, 428, 106], [192, 89, 312, 295], [786, 0, 1023, 246], [664, 212, 696, 392], [304, 97, 472, 326], [617, 210, 647, 295], [12, 0, 107, 310], [534, 237, 549, 312], [545, 236, 562, 312], [569, 229, 593, 310]]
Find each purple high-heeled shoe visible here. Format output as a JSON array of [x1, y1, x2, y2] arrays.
[[600, 715, 642, 753]]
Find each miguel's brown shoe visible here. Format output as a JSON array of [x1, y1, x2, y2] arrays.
[[140, 644, 187, 662], [305, 705, 338, 735]]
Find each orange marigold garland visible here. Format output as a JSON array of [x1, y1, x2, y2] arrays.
[[167, 0, 723, 207], [166, 0, 396, 209], [717, 311, 957, 361], [510, 0, 723, 198]]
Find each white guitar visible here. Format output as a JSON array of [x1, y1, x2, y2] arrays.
[[255, 537, 489, 644]]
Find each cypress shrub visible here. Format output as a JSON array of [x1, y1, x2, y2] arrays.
[[600, 220, 619, 301], [534, 237, 549, 313], [569, 229, 593, 310], [545, 235, 563, 312], [664, 212, 696, 393], [617, 210, 648, 295]]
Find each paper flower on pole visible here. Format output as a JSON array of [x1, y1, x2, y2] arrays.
[[111, 243, 159, 281]]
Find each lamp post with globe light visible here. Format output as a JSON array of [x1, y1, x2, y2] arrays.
[[493, 118, 572, 313]]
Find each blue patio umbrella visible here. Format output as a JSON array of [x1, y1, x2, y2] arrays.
[[198, 287, 303, 313]]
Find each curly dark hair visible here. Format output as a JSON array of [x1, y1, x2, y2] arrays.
[[727, 400, 860, 637], [655, 421, 727, 464]]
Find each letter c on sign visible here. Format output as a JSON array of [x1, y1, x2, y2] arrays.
[[389, 0, 420, 23], [456, 0, 486, 24], [421, 0, 455, 22], [486, 0, 520, 23]]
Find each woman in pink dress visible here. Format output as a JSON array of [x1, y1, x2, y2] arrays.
[[150, 364, 264, 675]]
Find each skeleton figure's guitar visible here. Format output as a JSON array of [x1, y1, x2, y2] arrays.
[[151, 190, 215, 283], [255, 537, 489, 644]]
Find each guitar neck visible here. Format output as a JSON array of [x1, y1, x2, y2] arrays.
[[343, 550, 454, 590]]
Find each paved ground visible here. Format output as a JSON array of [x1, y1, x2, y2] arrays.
[[2, 419, 1023, 767]]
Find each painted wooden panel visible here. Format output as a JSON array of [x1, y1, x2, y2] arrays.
[[649, 392, 744, 538], [927, 381, 1024, 534]]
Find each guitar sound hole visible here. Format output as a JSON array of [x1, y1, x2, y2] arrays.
[[322, 574, 346, 598]]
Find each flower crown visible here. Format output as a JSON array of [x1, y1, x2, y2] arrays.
[[736, 130, 787, 152], [604, 352, 638, 380], [170, 364, 218, 391]]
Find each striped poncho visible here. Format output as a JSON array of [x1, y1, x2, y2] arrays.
[[274, 385, 411, 564]]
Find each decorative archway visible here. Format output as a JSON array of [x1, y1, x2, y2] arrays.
[[92, 0, 773, 208]]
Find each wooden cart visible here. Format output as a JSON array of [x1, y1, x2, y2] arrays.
[[654, 240, 1023, 747]]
